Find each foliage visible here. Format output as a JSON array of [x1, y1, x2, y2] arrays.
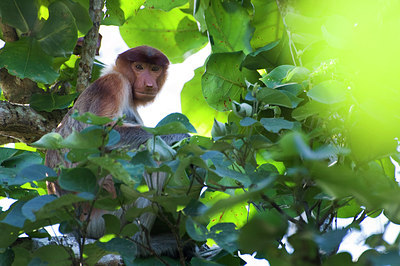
[[1, 0, 400, 265]]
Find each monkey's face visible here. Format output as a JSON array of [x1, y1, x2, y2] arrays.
[[131, 62, 163, 102]]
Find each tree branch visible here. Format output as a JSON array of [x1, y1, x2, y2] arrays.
[[0, 101, 66, 144], [76, 0, 104, 93]]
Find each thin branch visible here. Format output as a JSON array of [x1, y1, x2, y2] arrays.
[[261, 194, 300, 225]]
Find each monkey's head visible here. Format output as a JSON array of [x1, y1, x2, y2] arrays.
[[116, 46, 169, 105]]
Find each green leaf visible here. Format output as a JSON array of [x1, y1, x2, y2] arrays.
[[35, 1, 78, 57], [61, 0, 92, 34], [2, 201, 27, 228], [59, 168, 98, 194], [209, 223, 238, 254], [183, 200, 208, 217], [7, 164, 57, 186], [97, 238, 137, 262], [70, 112, 114, 126], [337, 199, 362, 218], [205, 1, 253, 53], [201, 151, 252, 187], [146, 136, 177, 161], [0, 0, 38, 33], [31, 132, 64, 149], [0, 148, 18, 164], [145, 0, 188, 11], [88, 157, 134, 187], [321, 15, 354, 49], [314, 229, 348, 254], [103, 0, 125, 26], [35, 193, 92, 218], [211, 119, 227, 139], [144, 113, 196, 135], [0, 38, 59, 83], [292, 101, 325, 121], [307, 80, 347, 104], [0, 248, 14, 266], [1, 151, 43, 171], [32, 245, 70, 266], [239, 209, 288, 254], [323, 253, 355, 266], [261, 65, 295, 88], [242, 41, 280, 70], [284, 67, 310, 83], [30, 93, 78, 112], [120, 8, 207, 63], [120, 223, 139, 237], [256, 87, 293, 108], [181, 67, 228, 136], [21, 195, 56, 222], [185, 217, 208, 241], [103, 214, 121, 235], [120, 0, 144, 20], [202, 52, 260, 111], [260, 118, 295, 133], [250, 0, 282, 49]]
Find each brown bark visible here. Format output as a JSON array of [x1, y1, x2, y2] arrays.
[[76, 0, 104, 93], [0, 101, 66, 144]]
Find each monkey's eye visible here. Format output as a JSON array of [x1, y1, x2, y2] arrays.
[[151, 66, 160, 72], [135, 64, 144, 70]]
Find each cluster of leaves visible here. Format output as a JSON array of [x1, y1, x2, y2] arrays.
[[1, 0, 400, 265]]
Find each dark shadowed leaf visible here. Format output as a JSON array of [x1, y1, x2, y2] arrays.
[[30, 93, 78, 112], [0, 38, 59, 83], [21, 195, 56, 222], [59, 168, 98, 194], [36, 1, 77, 57], [0, 0, 37, 33]]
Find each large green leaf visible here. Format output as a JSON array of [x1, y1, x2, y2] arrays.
[[59, 168, 98, 194], [36, 1, 78, 57], [61, 0, 92, 34], [103, 0, 125, 26], [260, 118, 295, 133], [307, 80, 347, 104], [250, 0, 282, 49], [204, 1, 253, 53], [21, 195, 56, 222], [202, 52, 260, 111], [181, 67, 228, 136], [30, 93, 78, 112], [0, 0, 37, 33], [120, 8, 207, 63], [242, 41, 280, 70], [256, 87, 293, 108], [0, 38, 59, 83], [144, 0, 188, 11]]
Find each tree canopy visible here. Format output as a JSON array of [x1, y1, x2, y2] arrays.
[[1, 0, 400, 265]]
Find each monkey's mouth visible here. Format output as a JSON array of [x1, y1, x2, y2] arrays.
[[135, 91, 157, 97]]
